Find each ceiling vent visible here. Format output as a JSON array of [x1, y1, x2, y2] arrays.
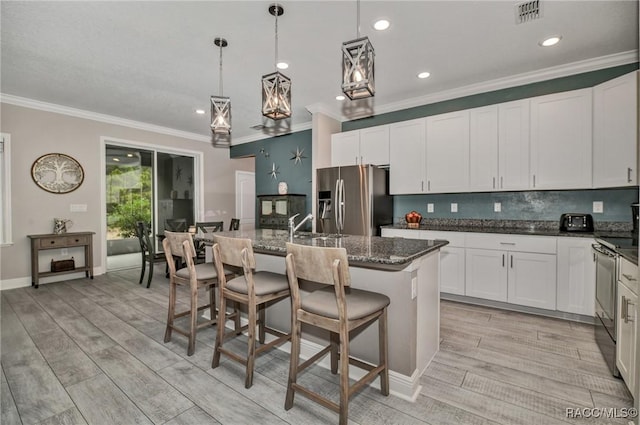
[[515, 0, 541, 24]]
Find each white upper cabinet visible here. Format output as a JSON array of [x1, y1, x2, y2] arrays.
[[359, 125, 390, 165], [593, 71, 638, 188], [389, 118, 426, 194], [426, 110, 470, 193], [331, 130, 360, 167], [469, 105, 499, 191], [530, 88, 593, 189], [331, 125, 390, 167], [498, 100, 530, 191]]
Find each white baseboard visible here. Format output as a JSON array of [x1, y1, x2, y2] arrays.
[[0, 267, 105, 291]]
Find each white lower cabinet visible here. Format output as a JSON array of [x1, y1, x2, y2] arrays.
[[466, 248, 508, 301], [616, 257, 638, 396], [556, 238, 596, 316], [383, 229, 567, 311], [507, 251, 557, 310]]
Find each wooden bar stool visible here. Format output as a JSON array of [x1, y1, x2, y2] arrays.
[[284, 242, 390, 425], [211, 235, 291, 388], [162, 231, 235, 356]]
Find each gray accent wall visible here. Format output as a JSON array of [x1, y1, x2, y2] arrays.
[[230, 129, 313, 221]]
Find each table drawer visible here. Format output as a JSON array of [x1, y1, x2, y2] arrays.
[[619, 257, 638, 295], [65, 235, 90, 246], [38, 235, 90, 248]]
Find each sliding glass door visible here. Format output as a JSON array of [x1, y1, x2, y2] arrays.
[[105, 144, 195, 271]]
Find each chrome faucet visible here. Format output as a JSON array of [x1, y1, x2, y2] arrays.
[[289, 213, 313, 239]]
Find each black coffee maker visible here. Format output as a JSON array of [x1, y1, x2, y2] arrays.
[[632, 203, 639, 234]]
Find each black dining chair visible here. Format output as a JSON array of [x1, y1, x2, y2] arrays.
[[165, 218, 187, 232], [135, 221, 166, 288], [229, 218, 240, 231], [195, 221, 224, 262]]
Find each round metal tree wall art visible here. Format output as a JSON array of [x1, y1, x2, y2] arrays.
[[31, 153, 85, 194]]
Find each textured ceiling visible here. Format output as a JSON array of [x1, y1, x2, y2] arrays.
[[1, 1, 638, 144]]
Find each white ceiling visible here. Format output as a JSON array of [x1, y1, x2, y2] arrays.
[[1, 1, 638, 145]]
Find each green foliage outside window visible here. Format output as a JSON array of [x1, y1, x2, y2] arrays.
[[107, 166, 152, 239]]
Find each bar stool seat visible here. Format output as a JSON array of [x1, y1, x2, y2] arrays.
[[301, 286, 390, 320], [225, 271, 289, 296], [175, 263, 218, 280]]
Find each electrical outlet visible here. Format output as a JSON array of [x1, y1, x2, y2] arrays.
[[593, 201, 604, 213], [451, 203, 458, 213], [427, 203, 434, 213], [61, 248, 68, 256], [411, 277, 417, 299], [494, 202, 502, 212]]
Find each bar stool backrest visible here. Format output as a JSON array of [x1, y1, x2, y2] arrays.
[[164, 231, 196, 261], [285, 242, 351, 287], [212, 235, 256, 270]]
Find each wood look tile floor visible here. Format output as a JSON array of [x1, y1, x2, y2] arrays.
[[1, 267, 635, 425]]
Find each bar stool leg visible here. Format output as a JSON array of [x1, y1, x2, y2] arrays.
[[187, 285, 198, 356], [379, 308, 389, 395], [212, 292, 226, 368], [284, 314, 301, 410], [339, 329, 349, 425], [164, 281, 176, 342], [209, 285, 216, 325], [245, 303, 257, 388]]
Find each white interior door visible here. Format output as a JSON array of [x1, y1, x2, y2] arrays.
[[235, 171, 255, 230]]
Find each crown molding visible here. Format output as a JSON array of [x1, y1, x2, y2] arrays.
[[305, 103, 343, 122], [231, 121, 313, 145], [0, 94, 212, 143], [323, 50, 639, 122]]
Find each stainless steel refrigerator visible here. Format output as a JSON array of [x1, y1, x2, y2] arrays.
[[316, 164, 393, 236]]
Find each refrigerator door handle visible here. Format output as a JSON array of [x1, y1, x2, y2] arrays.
[[334, 179, 340, 232], [339, 179, 345, 233]]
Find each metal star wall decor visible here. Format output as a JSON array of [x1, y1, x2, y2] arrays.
[[268, 163, 280, 179], [290, 147, 307, 165]]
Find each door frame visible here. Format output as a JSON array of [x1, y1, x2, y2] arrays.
[[235, 170, 255, 230], [100, 136, 204, 271]]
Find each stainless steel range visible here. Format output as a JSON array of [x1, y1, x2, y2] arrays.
[[593, 235, 637, 378]]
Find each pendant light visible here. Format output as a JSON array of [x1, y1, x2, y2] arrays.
[[262, 4, 291, 120], [341, 0, 375, 100], [211, 37, 231, 145]]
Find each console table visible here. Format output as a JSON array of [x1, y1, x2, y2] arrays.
[[28, 232, 94, 288]]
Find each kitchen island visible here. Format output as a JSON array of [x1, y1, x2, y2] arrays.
[[201, 229, 448, 400]]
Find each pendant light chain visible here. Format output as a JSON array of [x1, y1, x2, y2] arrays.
[[218, 42, 223, 96], [356, 0, 360, 38], [274, 4, 279, 69]]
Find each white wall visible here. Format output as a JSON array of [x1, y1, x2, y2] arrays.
[[0, 102, 253, 288]]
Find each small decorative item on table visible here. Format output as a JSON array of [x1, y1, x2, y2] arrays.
[[405, 211, 422, 229]]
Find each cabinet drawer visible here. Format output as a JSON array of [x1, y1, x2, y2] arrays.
[[619, 257, 638, 295], [465, 233, 556, 254], [421, 231, 465, 247]]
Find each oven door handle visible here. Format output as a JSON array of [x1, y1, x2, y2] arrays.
[[592, 244, 617, 258]]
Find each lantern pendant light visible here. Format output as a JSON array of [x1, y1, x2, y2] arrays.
[[262, 4, 291, 120], [341, 0, 375, 100], [211, 37, 231, 144]]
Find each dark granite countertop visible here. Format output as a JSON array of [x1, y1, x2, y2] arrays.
[[383, 219, 634, 239], [200, 229, 448, 271], [617, 248, 638, 265]]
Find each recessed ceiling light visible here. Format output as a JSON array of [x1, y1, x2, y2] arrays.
[[195, 109, 206, 115], [276, 61, 289, 70], [126, 153, 134, 157], [417, 71, 431, 79], [336, 95, 345, 101], [540, 35, 562, 47], [373, 19, 390, 31]]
